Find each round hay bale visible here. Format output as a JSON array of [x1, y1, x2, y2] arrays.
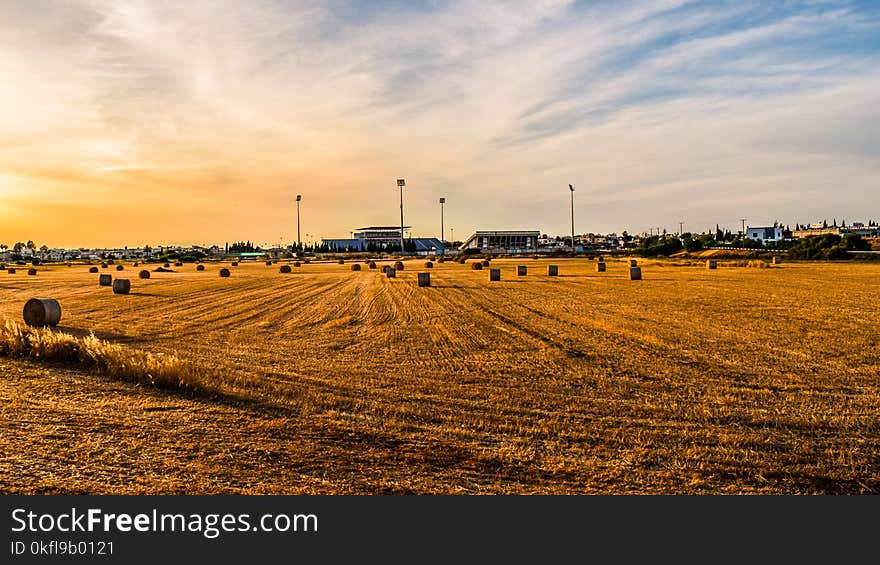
[[471, 262, 483, 270], [280, 265, 292, 273], [548, 265, 558, 276], [629, 266, 642, 280], [231, 261, 238, 267], [438, 257, 446, 263], [338, 259, 345, 264], [351, 264, 361, 271], [489, 268, 501, 281], [772, 255, 782, 265], [23, 298, 62, 328], [163, 262, 170, 268], [482, 259, 490, 267], [174, 262, 183, 267], [368, 262, 377, 269], [596, 262, 606, 272], [7, 268, 16, 274], [304, 259, 311, 264], [112, 279, 131, 294], [116, 264, 124, 271], [293, 261, 301, 267], [27, 268, 37, 276], [385, 267, 396, 278], [517, 265, 527, 276], [424, 261, 433, 268], [706, 260, 717, 270], [196, 264, 205, 271], [273, 260, 278, 264], [139, 270, 151, 279], [101, 263, 108, 269], [89, 266, 99, 273], [107, 259, 115, 264], [417, 272, 431, 287], [133, 262, 139, 267], [99, 274, 112, 286], [266, 261, 273, 266], [219, 268, 231, 278], [629, 259, 638, 267], [394, 261, 404, 270]]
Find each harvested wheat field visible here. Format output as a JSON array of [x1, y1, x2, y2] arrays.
[[1, 258, 879, 494]]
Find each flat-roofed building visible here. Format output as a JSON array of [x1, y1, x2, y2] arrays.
[[458, 230, 540, 253]]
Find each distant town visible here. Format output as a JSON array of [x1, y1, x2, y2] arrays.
[[2, 218, 878, 263]]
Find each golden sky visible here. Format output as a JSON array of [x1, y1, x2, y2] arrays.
[[1, 1, 878, 248]]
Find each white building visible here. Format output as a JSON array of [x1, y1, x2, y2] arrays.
[[746, 226, 783, 243]]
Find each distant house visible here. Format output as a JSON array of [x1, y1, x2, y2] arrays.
[[745, 226, 783, 244]]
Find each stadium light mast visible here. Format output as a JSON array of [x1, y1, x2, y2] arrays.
[[397, 179, 406, 255], [295, 195, 302, 250], [439, 197, 446, 256], [569, 184, 576, 253]]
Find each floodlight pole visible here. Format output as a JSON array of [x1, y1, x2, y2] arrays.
[[569, 184, 575, 253], [439, 197, 446, 256], [295, 195, 302, 250], [397, 179, 406, 255]]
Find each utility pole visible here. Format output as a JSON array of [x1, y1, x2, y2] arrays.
[[295, 195, 302, 250], [569, 184, 575, 253], [439, 197, 446, 256], [397, 179, 406, 255], [740, 218, 747, 237], [679, 221, 684, 235]]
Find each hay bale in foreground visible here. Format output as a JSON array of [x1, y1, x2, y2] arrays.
[[394, 261, 404, 270], [116, 264, 124, 271], [338, 259, 345, 264], [196, 264, 205, 271], [112, 279, 131, 294], [265, 261, 273, 266], [424, 261, 433, 269], [351, 264, 361, 271], [139, 270, 151, 279], [629, 259, 638, 267], [293, 261, 301, 267], [386, 267, 396, 278], [219, 268, 231, 278], [482, 259, 490, 267], [23, 298, 61, 328], [163, 263, 170, 268], [174, 262, 183, 267], [629, 266, 642, 280], [7, 268, 16, 274], [548, 265, 558, 276], [489, 268, 501, 281], [231, 261, 238, 267], [101, 263, 108, 269], [706, 260, 717, 270], [99, 274, 112, 286], [89, 266, 99, 273], [133, 262, 139, 267], [417, 272, 430, 287], [368, 262, 377, 269], [280, 265, 292, 273], [772, 256, 781, 265], [471, 262, 483, 271], [27, 268, 37, 276], [596, 262, 606, 272], [517, 265, 527, 276]]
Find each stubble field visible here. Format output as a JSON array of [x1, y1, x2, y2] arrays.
[[1, 257, 878, 494]]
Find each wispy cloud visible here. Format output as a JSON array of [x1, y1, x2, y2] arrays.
[[0, 0, 877, 246]]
